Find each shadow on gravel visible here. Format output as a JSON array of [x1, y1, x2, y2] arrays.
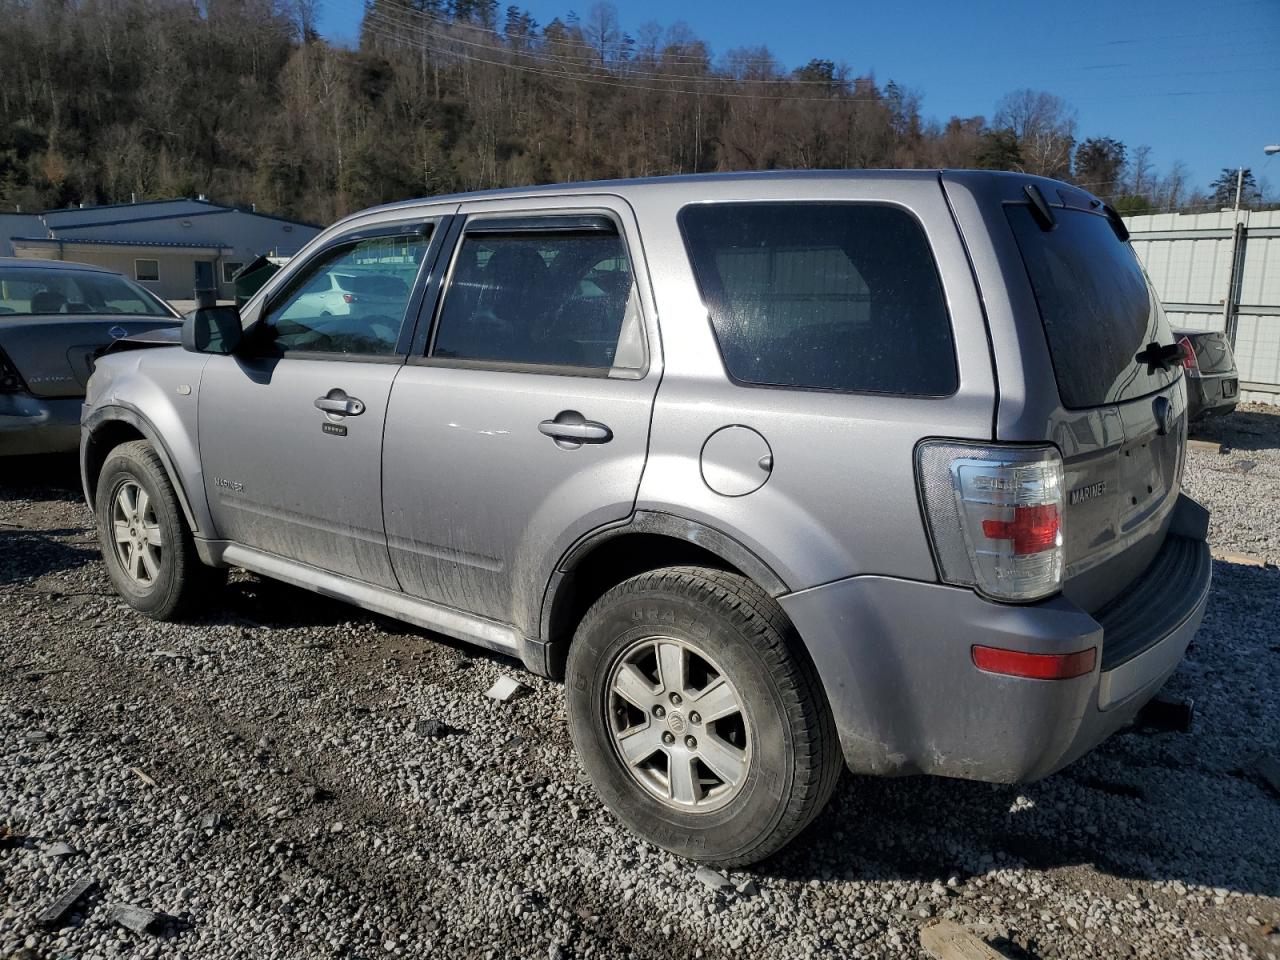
[[0, 528, 98, 585], [1189, 407, 1280, 452], [0, 453, 82, 499], [759, 559, 1280, 900]]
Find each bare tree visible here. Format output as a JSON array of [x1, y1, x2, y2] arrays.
[[993, 89, 1076, 179]]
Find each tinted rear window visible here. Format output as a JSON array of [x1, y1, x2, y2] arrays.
[[1006, 205, 1176, 408], [679, 203, 957, 396]]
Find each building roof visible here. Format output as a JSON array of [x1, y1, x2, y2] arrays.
[[12, 236, 229, 251], [37, 197, 320, 230]]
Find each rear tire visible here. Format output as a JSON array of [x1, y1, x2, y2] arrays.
[[94, 440, 221, 620], [565, 566, 841, 866]]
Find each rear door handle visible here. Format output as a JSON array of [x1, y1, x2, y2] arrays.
[[539, 412, 612, 444], [315, 391, 365, 416]]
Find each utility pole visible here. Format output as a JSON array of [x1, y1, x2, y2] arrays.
[[1233, 166, 1244, 212]]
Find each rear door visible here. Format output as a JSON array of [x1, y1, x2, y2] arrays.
[[198, 221, 443, 586], [381, 197, 660, 630], [1000, 191, 1185, 608]]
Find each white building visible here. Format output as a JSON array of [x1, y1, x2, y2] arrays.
[[0, 198, 321, 302]]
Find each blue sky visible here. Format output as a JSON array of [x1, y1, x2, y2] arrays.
[[318, 0, 1280, 193]]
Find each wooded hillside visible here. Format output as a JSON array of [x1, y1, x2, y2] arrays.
[[0, 0, 1220, 224]]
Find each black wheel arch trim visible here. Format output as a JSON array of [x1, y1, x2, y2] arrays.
[[81, 403, 202, 537], [526, 511, 789, 677]]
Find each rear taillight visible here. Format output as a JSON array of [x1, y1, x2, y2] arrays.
[[0, 346, 26, 393], [342, 293, 356, 304], [916, 441, 1064, 602], [1178, 336, 1200, 378]]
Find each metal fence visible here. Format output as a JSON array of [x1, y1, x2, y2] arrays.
[[1126, 208, 1280, 404]]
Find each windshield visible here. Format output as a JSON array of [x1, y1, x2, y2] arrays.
[[0, 266, 175, 318], [1006, 204, 1177, 409]]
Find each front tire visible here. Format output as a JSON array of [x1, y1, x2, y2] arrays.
[[565, 566, 841, 866], [94, 440, 219, 620]]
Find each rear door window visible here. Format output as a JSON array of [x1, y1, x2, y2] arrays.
[[430, 220, 645, 373], [1006, 205, 1176, 408], [678, 203, 957, 396]]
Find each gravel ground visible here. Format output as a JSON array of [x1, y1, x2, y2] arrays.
[[2, 409, 1280, 960]]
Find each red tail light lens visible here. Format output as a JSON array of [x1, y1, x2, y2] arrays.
[[1178, 336, 1200, 378], [982, 504, 1061, 555], [342, 293, 356, 304]]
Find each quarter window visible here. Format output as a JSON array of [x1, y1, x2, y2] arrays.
[[260, 230, 431, 356], [431, 222, 644, 373], [679, 203, 957, 396], [135, 259, 160, 283]]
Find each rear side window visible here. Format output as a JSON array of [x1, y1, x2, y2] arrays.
[[431, 224, 644, 373], [1006, 205, 1176, 408], [679, 203, 957, 396]]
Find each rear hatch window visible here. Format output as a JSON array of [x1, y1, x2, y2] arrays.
[[1006, 205, 1177, 409]]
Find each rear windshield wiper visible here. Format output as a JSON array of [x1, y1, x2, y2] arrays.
[[1134, 341, 1184, 373]]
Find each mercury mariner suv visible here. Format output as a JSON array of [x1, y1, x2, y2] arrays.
[[81, 171, 1212, 866]]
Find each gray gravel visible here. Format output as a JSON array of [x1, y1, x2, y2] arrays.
[[3, 411, 1280, 959], [1185, 404, 1280, 564]]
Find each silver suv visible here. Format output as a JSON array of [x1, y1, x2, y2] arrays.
[[80, 171, 1212, 866]]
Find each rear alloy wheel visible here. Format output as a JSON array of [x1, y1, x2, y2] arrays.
[[95, 440, 221, 620], [606, 635, 751, 813], [567, 566, 841, 866]]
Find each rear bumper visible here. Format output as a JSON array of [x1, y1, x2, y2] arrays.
[[779, 503, 1211, 783], [0, 392, 82, 456], [1187, 374, 1238, 419]]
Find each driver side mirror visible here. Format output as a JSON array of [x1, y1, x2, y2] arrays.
[[181, 305, 243, 355]]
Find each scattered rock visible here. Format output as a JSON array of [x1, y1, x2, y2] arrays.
[[200, 812, 224, 834], [485, 676, 529, 703], [694, 866, 734, 892], [109, 902, 159, 934], [410, 718, 458, 739]]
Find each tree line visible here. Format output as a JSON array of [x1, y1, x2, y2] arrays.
[[0, 0, 1264, 226]]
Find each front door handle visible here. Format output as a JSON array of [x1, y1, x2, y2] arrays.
[[539, 411, 612, 445], [315, 390, 365, 416]]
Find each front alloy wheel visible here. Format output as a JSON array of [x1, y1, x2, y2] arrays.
[[110, 480, 164, 586]]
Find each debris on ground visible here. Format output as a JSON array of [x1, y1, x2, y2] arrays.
[[919, 918, 1005, 959], [127, 766, 157, 787], [42, 841, 77, 858], [108, 902, 159, 934], [36, 876, 97, 928], [485, 676, 529, 703]]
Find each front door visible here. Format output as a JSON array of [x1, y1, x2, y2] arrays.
[[199, 223, 440, 587], [381, 200, 660, 629]]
